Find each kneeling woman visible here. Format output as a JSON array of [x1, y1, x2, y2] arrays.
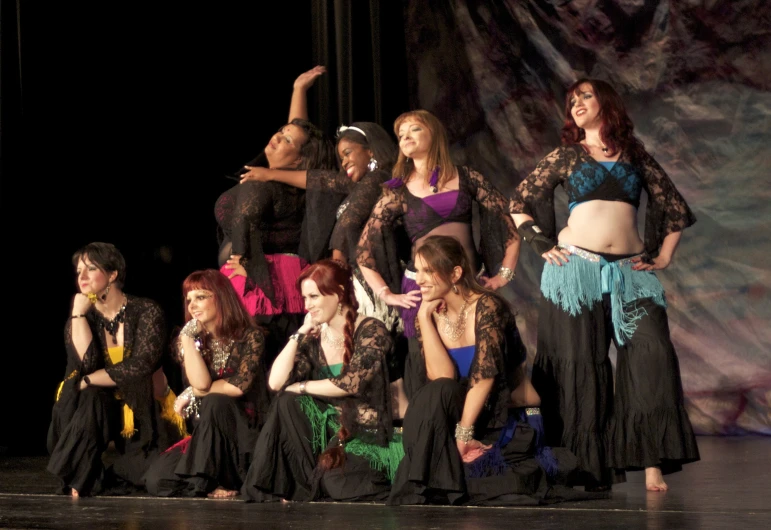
[[242, 259, 399, 502], [388, 236, 598, 506], [144, 270, 269, 498]]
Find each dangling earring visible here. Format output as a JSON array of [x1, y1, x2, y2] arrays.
[[452, 284, 459, 294], [101, 283, 112, 301], [367, 157, 379, 172], [337, 302, 343, 315]]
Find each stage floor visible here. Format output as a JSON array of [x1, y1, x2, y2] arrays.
[[1, 435, 769, 530]]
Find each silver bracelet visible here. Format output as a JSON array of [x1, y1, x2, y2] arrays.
[[454, 423, 474, 444], [498, 266, 516, 282], [299, 381, 307, 394], [376, 286, 389, 299]]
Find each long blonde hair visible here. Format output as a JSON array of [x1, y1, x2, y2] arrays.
[[392, 110, 455, 189]]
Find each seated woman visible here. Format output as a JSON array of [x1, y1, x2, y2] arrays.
[[215, 66, 336, 363], [47, 242, 185, 497], [387, 235, 604, 506], [241, 259, 399, 503], [143, 269, 269, 498]]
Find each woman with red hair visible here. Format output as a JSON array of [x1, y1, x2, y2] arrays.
[[144, 269, 269, 498], [510, 78, 700, 492], [241, 259, 398, 502]]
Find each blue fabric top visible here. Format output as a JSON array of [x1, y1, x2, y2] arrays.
[[448, 345, 476, 378], [567, 159, 642, 213]]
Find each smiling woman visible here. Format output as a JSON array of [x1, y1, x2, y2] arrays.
[[509, 78, 700, 493], [143, 269, 269, 499], [242, 259, 399, 503]]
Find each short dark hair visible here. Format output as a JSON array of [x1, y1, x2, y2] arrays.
[[72, 242, 127, 288]]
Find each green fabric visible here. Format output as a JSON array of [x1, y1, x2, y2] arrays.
[[318, 363, 344, 378], [296, 395, 405, 482]]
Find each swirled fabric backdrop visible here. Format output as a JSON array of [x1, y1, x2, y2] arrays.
[[401, 0, 770, 435]]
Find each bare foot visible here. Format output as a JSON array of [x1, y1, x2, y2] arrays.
[[645, 467, 668, 492], [207, 487, 239, 499], [71, 488, 80, 499], [280, 498, 293, 504]]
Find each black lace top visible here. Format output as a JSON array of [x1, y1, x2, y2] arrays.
[[214, 181, 305, 302], [56, 295, 169, 448], [413, 294, 526, 430], [509, 145, 697, 258], [172, 327, 270, 429], [287, 317, 394, 446], [356, 166, 518, 286]]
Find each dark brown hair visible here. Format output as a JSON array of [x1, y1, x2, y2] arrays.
[[72, 242, 127, 289], [560, 78, 645, 158]]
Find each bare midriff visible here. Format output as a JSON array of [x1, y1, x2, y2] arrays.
[[559, 200, 644, 255], [413, 222, 478, 272]]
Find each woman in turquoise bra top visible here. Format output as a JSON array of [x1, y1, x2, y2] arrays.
[[509, 78, 700, 492]]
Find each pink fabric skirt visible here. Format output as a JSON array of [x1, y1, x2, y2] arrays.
[[220, 254, 308, 316]]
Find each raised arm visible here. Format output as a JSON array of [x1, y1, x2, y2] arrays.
[[288, 65, 326, 122]]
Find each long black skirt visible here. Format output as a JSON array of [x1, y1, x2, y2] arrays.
[[387, 378, 606, 506], [47, 387, 155, 496], [241, 392, 391, 502], [533, 294, 701, 488], [143, 394, 258, 496]]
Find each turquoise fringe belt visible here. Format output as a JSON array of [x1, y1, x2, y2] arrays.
[[540, 244, 667, 345]]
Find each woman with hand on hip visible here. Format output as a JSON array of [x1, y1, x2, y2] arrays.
[[143, 269, 269, 498], [509, 78, 700, 492]]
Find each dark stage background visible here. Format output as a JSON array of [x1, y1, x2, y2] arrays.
[[1, 1, 768, 457]]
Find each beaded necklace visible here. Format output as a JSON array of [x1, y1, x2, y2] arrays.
[[100, 297, 127, 345], [437, 299, 471, 342]]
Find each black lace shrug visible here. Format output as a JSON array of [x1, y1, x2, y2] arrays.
[[356, 166, 518, 289], [286, 317, 394, 446], [51, 295, 168, 450], [509, 145, 697, 258], [414, 294, 525, 430], [173, 327, 270, 429], [214, 181, 306, 302]]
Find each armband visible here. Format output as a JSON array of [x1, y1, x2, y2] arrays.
[[517, 221, 556, 256]]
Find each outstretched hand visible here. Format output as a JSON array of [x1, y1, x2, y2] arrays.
[[383, 289, 421, 309], [240, 166, 271, 184], [294, 65, 326, 91], [542, 246, 570, 266], [457, 439, 492, 463]]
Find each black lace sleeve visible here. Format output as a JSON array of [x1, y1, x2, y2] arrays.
[[306, 169, 356, 194], [105, 297, 166, 386], [637, 150, 697, 257], [469, 294, 522, 429], [355, 186, 407, 294], [63, 317, 102, 376], [466, 167, 520, 272], [509, 147, 572, 240], [223, 328, 266, 392], [229, 181, 275, 299], [330, 170, 390, 264], [284, 338, 315, 387], [333, 318, 394, 445], [300, 171, 350, 263]]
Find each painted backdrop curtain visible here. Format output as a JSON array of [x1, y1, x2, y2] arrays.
[[401, 0, 770, 435]]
